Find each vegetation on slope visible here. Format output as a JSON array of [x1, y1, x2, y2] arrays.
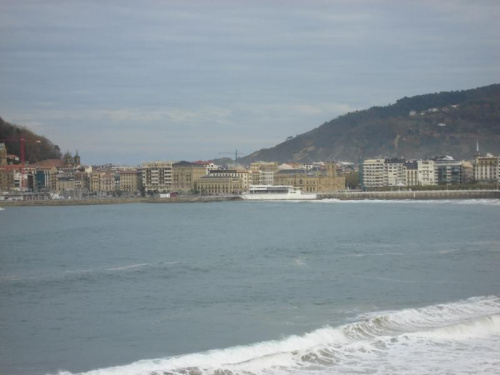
[[242, 84, 500, 163], [0, 117, 62, 163]]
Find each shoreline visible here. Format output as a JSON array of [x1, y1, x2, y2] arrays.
[[319, 189, 500, 200], [0, 195, 243, 207], [1, 190, 499, 207]]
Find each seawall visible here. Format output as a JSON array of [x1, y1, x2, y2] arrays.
[[2, 190, 500, 207], [0, 196, 243, 207], [318, 190, 500, 200]]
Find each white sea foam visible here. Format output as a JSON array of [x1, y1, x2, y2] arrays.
[[106, 263, 149, 271], [53, 296, 500, 375], [344, 251, 405, 258]]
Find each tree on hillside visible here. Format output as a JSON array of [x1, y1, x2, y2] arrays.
[[0, 117, 62, 163]]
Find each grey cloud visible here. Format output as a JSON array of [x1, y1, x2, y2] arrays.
[[1, 0, 499, 164]]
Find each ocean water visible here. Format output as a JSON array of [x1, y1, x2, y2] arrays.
[[0, 200, 499, 375]]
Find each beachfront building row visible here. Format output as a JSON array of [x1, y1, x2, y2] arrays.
[[361, 154, 498, 188], [141, 161, 217, 194]]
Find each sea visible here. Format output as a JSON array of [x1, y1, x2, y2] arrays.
[[1, 199, 500, 375]]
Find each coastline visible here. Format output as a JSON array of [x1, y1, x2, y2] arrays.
[[319, 189, 500, 200], [1, 190, 499, 207], [0, 195, 243, 207]]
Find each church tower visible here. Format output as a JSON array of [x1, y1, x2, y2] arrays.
[[74, 150, 81, 166]]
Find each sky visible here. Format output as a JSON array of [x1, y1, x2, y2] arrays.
[[1, 0, 499, 165]]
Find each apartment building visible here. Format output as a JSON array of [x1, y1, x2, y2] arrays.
[[384, 158, 405, 186], [417, 160, 436, 186], [404, 161, 418, 186], [0, 143, 7, 165], [250, 162, 278, 185], [0, 168, 14, 191], [363, 158, 437, 187], [474, 153, 499, 182], [172, 161, 207, 193], [142, 161, 173, 193], [360, 159, 385, 188], [119, 169, 142, 192], [433, 156, 463, 185]]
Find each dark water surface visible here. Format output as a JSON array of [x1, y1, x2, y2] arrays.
[[1, 200, 499, 375]]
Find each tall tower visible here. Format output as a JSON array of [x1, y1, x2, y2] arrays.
[[325, 161, 337, 177], [74, 150, 81, 166]]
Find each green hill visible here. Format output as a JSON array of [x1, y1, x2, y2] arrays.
[[242, 84, 500, 163], [0, 117, 62, 163]]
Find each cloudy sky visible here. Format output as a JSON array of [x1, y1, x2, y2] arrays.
[[1, 0, 499, 165]]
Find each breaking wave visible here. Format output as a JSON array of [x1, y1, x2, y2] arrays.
[[54, 296, 500, 375]]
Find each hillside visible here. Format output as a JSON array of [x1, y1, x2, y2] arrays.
[[241, 84, 500, 163], [0, 117, 62, 163]]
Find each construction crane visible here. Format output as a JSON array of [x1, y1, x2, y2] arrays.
[[0, 136, 41, 190], [218, 149, 245, 168]]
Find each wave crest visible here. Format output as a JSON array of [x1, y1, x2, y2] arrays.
[[54, 296, 500, 375]]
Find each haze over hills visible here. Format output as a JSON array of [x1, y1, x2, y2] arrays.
[[3, 84, 500, 166], [241, 84, 500, 164]]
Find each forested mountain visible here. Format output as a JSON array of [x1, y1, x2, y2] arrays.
[[0, 117, 62, 163], [241, 84, 500, 163]]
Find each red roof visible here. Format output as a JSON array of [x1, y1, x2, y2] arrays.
[[29, 159, 64, 169]]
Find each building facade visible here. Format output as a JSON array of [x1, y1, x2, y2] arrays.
[[0, 143, 7, 165], [172, 161, 207, 193], [142, 161, 173, 193], [433, 156, 464, 185], [384, 158, 405, 186], [274, 162, 344, 193], [360, 159, 385, 188], [196, 176, 242, 195], [404, 161, 418, 186], [0, 167, 15, 191], [207, 169, 250, 191], [417, 160, 436, 186], [250, 162, 278, 185], [474, 153, 499, 182], [119, 169, 142, 192]]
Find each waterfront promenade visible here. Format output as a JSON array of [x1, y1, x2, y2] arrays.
[[2, 190, 499, 207], [319, 189, 500, 200]]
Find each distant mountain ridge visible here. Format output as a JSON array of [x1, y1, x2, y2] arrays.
[[241, 84, 500, 163]]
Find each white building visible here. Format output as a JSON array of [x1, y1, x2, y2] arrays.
[[417, 160, 436, 186], [383, 158, 405, 186], [361, 159, 385, 188], [364, 158, 436, 187]]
